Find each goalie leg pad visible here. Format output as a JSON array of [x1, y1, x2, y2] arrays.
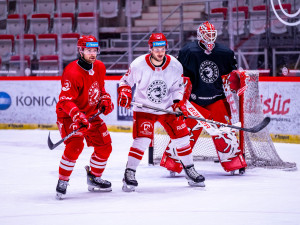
[[212, 132, 247, 172]]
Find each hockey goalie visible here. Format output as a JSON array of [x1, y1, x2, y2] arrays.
[[160, 75, 247, 175]]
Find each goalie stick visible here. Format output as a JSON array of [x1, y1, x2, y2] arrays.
[[47, 110, 103, 150], [131, 102, 270, 133]]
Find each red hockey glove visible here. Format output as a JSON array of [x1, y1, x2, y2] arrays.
[[172, 100, 188, 117], [99, 92, 114, 115], [227, 70, 241, 93], [71, 112, 91, 133], [118, 85, 132, 109]]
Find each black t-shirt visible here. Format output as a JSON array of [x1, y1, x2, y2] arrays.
[[178, 41, 237, 106]]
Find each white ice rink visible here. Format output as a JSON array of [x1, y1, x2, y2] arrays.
[[0, 129, 299, 225]]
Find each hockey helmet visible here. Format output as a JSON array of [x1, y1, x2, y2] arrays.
[[77, 35, 100, 54], [148, 33, 168, 50], [197, 21, 217, 52]]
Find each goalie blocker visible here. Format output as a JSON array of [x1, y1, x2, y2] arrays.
[[160, 77, 247, 173]]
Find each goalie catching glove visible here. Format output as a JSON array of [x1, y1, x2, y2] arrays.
[[118, 85, 132, 109], [99, 91, 114, 115], [172, 100, 188, 117]]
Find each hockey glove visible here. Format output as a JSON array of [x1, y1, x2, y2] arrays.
[[118, 85, 132, 109], [227, 70, 241, 93], [172, 100, 188, 117], [72, 112, 91, 133], [99, 92, 114, 115]]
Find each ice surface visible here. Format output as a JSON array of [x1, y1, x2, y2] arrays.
[[0, 130, 299, 225]]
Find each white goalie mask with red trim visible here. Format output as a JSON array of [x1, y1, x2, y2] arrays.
[[197, 21, 217, 54]]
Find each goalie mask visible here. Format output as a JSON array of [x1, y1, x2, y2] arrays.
[[197, 21, 217, 54], [77, 35, 100, 55]]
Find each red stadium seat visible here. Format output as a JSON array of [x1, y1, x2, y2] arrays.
[[15, 0, 35, 17], [59, 0, 76, 13], [77, 12, 97, 36], [9, 55, 31, 76], [29, 14, 51, 35], [61, 33, 80, 62], [0, 35, 14, 63], [99, 0, 118, 18], [6, 14, 27, 36], [15, 34, 36, 60], [0, 0, 7, 20], [232, 6, 249, 36], [53, 13, 75, 34], [210, 8, 227, 36], [78, 0, 96, 13], [36, 33, 57, 59], [36, 0, 56, 14], [38, 55, 59, 76]]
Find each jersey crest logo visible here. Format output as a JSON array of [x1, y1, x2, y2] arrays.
[[140, 122, 153, 136], [199, 60, 219, 83], [88, 81, 100, 106], [62, 80, 71, 91], [147, 80, 167, 104]]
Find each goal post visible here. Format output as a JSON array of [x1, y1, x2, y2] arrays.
[[149, 70, 297, 170]]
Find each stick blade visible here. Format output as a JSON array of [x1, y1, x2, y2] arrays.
[[48, 132, 55, 150], [246, 116, 271, 133]]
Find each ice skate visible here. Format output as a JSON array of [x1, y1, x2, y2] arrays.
[[85, 166, 112, 192], [230, 167, 246, 175], [183, 164, 205, 187], [56, 179, 69, 200], [122, 168, 138, 192]]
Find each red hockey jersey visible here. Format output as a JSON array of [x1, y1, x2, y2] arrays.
[[56, 60, 106, 118]]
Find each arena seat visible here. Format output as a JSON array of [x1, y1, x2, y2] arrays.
[[126, 0, 143, 18], [210, 8, 227, 36], [78, 0, 97, 13], [29, 13, 51, 35], [0, 35, 14, 63], [59, 0, 76, 13], [15, 0, 35, 17], [77, 12, 97, 36], [15, 34, 36, 60], [0, 0, 7, 20], [99, 0, 118, 18], [36, 0, 56, 14], [61, 33, 80, 62], [8, 55, 31, 76], [53, 13, 74, 34], [6, 14, 27, 36], [36, 33, 57, 59], [38, 55, 59, 76], [232, 6, 249, 36], [249, 5, 267, 35]]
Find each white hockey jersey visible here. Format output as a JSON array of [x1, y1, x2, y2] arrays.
[[119, 54, 184, 115]]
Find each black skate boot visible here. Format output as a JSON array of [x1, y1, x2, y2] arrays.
[[122, 168, 138, 192], [85, 166, 112, 192], [56, 179, 69, 200], [184, 164, 205, 187]]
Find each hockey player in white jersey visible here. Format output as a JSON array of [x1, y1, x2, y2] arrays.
[[118, 33, 205, 192]]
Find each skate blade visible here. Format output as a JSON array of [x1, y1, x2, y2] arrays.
[[88, 185, 112, 192], [56, 192, 65, 200], [188, 180, 205, 187], [122, 182, 136, 192], [169, 171, 176, 177]]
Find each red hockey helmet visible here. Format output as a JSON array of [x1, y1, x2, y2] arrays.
[[197, 21, 217, 53], [148, 33, 168, 50], [77, 35, 100, 54]]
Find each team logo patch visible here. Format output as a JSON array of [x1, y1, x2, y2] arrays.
[[86, 42, 98, 47], [140, 122, 153, 136], [199, 60, 219, 83], [88, 81, 100, 106], [62, 80, 71, 91], [153, 41, 166, 47], [147, 80, 167, 104]]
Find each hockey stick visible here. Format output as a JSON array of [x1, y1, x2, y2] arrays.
[[48, 110, 103, 150], [131, 102, 270, 133]]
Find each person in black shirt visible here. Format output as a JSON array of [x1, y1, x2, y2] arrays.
[[160, 21, 247, 175]]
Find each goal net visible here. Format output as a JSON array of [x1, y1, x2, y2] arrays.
[[150, 70, 296, 170]]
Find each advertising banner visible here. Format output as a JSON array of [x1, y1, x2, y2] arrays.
[[0, 78, 299, 138]]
